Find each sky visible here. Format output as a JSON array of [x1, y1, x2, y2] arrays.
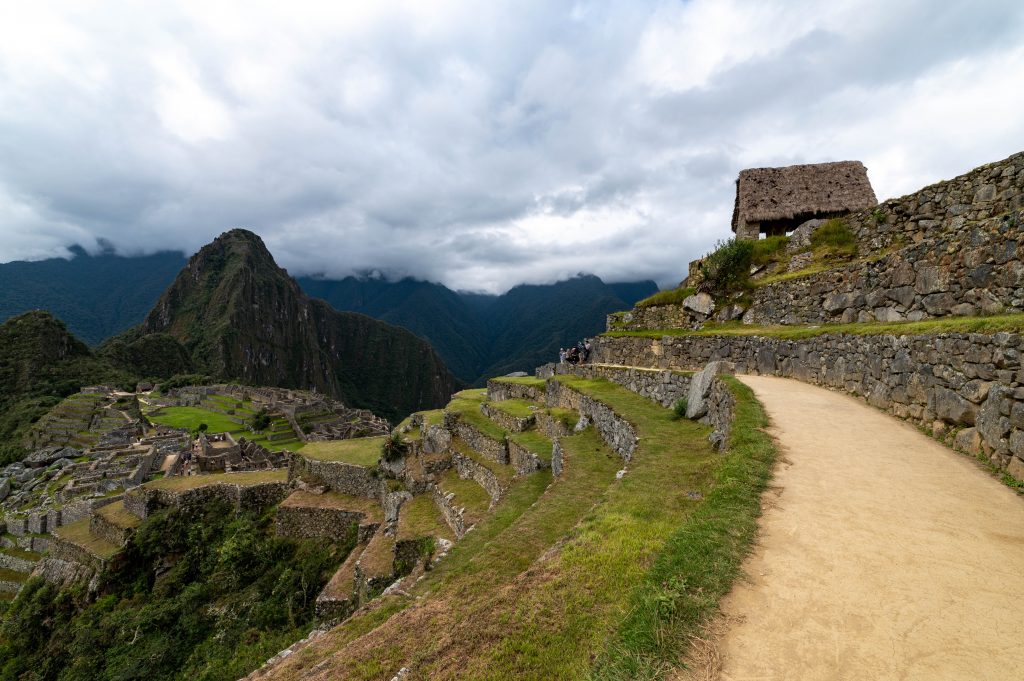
[[0, 0, 1022, 292]]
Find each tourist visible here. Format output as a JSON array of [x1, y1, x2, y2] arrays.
[[583, 339, 592, 363], [559, 347, 566, 364]]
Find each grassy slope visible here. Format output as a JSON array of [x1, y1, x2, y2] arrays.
[[266, 375, 777, 680], [299, 436, 385, 466], [144, 469, 287, 491], [607, 311, 1024, 341]]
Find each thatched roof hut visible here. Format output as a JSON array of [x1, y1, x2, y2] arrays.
[[731, 160, 877, 239]]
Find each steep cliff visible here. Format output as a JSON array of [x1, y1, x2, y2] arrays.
[[140, 229, 459, 420]]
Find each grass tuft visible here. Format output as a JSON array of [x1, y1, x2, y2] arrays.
[[636, 288, 697, 309]]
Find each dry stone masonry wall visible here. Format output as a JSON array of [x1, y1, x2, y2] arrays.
[[594, 332, 1024, 479]]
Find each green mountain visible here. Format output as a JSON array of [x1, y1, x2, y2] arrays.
[[298, 274, 658, 383], [135, 229, 459, 421], [0, 246, 187, 346], [0, 311, 134, 464]]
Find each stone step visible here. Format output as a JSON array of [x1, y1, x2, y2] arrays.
[[450, 439, 514, 502], [480, 399, 539, 433], [316, 542, 365, 619]]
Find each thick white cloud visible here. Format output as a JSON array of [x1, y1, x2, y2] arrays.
[[0, 0, 1022, 291]]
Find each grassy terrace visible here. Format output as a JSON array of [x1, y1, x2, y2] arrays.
[[95, 501, 142, 530], [489, 376, 547, 390], [606, 311, 1024, 341], [0, 546, 41, 562], [396, 494, 454, 544], [299, 436, 385, 466], [435, 469, 492, 525], [509, 429, 553, 464], [450, 439, 515, 486], [281, 490, 383, 523], [264, 374, 777, 680], [52, 518, 120, 560], [144, 469, 287, 491], [446, 390, 508, 442], [489, 398, 537, 419], [358, 530, 395, 579], [145, 406, 242, 433], [0, 568, 28, 584]]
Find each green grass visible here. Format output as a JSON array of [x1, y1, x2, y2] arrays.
[[299, 436, 385, 466], [144, 469, 287, 491], [446, 393, 508, 443], [435, 470, 492, 524], [0, 546, 41, 562], [752, 260, 834, 285], [489, 376, 547, 390], [145, 406, 241, 433], [396, 494, 454, 543], [489, 398, 538, 419], [606, 312, 1024, 341], [418, 409, 445, 427], [0, 568, 29, 584], [509, 429, 554, 464], [52, 518, 121, 560], [545, 406, 579, 430], [95, 500, 142, 530], [450, 439, 516, 487], [750, 235, 789, 265], [636, 287, 697, 308]]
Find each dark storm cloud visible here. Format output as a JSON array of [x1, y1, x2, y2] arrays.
[[0, 0, 1022, 291]]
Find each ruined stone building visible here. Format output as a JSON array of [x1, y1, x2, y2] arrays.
[[731, 160, 877, 239]]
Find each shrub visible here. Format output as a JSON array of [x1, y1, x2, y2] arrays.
[[671, 398, 688, 420], [250, 408, 271, 432], [381, 431, 408, 462], [750, 235, 789, 266], [699, 239, 754, 295], [810, 218, 857, 258]]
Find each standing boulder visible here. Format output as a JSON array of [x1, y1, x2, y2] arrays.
[[686, 361, 735, 419]]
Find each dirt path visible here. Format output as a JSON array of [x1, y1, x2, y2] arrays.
[[712, 375, 1024, 681]]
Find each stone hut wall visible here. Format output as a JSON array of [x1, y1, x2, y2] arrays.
[[593, 331, 1024, 480]]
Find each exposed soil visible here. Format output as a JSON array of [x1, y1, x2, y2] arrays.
[[706, 375, 1024, 681]]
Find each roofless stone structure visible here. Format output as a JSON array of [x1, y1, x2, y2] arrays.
[[731, 160, 877, 239]]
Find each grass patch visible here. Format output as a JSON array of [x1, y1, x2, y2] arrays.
[[753, 260, 834, 286], [810, 217, 857, 257], [299, 436, 386, 466], [358, 531, 396, 578], [489, 398, 539, 419], [435, 470, 492, 525], [636, 287, 697, 309], [0, 568, 28, 584], [446, 394, 508, 443], [0, 546, 41, 562], [591, 376, 777, 679], [145, 406, 241, 433], [751, 234, 789, 265], [418, 409, 445, 428], [509, 429, 554, 464], [545, 406, 579, 430], [605, 312, 1024, 341], [52, 518, 120, 560], [489, 376, 547, 390], [396, 494, 454, 543], [144, 469, 287, 491], [95, 500, 142, 530]]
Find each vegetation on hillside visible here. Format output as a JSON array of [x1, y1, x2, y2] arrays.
[[0, 501, 350, 681], [0, 311, 135, 465]]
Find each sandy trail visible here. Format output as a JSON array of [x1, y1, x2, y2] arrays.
[[712, 375, 1024, 681]]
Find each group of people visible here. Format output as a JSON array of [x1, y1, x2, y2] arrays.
[[559, 339, 592, 365]]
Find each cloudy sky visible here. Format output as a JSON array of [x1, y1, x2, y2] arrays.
[[1, 0, 1022, 292]]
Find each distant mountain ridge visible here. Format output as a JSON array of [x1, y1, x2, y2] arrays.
[[131, 229, 459, 421], [297, 274, 658, 383], [0, 244, 657, 384]]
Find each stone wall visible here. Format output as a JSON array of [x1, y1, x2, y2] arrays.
[[289, 456, 383, 499], [125, 480, 290, 519], [480, 403, 534, 432], [594, 331, 1024, 480], [432, 485, 468, 539], [47, 533, 109, 573], [486, 379, 544, 403], [452, 450, 503, 501], [743, 210, 1024, 326], [89, 513, 132, 547], [444, 413, 508, 465], [275, 505, 377, 544], [539, 362, 691, 409], [507, 440, 548, 476], [545, 380, 638, 462], [848, 151, 1023, 254]]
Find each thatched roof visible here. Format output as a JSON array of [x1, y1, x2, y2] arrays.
[[731, 160, 877, 231]]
